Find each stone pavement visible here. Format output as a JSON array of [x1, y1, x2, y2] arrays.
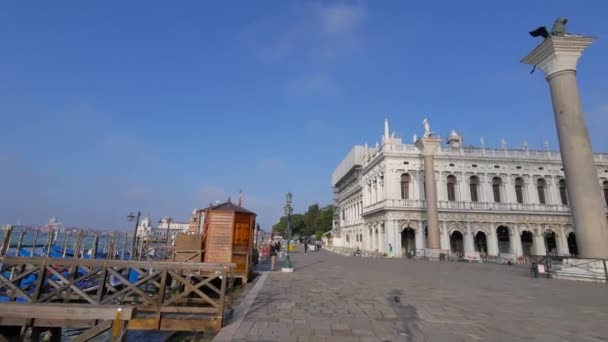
[[228, 247, 608, 342]]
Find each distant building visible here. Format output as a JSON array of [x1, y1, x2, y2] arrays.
[[136, 216, 189, 241]]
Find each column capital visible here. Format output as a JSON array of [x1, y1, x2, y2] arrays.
[[521, 35, 595, 79], [415, 137, 442, 156]]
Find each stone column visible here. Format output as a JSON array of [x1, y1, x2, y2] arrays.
[[522, 36, 608, 258], [488, 224, 499, 256], [533, 227, 547, 256], [416, 221, 425, 252], [415, 137, 442, 250], [513, 225, 523, 257], [464, 222, 475, 254]]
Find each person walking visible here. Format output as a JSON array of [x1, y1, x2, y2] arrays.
[[304, 239, 308, 254], [270, 243, 277, 271]]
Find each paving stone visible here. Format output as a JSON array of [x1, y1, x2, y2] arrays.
[[222, 248, 608, 341]]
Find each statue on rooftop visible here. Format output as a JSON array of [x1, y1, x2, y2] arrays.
[[529, 17, 568, 39], [422, 117, 431, 137], [528, 18, 569, 74]]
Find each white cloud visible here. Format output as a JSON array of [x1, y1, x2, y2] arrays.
[[241, 1, 367, 62], [320, 2, 367, 38]]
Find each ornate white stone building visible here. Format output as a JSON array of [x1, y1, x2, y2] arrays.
[[331, 119, 608, 261], [136, 216, 189, 241]]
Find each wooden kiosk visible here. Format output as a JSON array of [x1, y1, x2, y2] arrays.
[[203, 201, 256, 283]]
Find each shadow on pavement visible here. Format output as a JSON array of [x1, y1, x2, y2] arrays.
[[387, 288, 421, 342]]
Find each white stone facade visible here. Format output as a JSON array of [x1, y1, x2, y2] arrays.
[[136, 216, 189, 240], [331, 120, 608, 261]]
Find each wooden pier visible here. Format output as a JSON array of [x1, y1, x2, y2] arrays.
[[0, 256, 235, 340]]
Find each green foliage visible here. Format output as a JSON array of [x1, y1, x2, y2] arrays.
[[272, 203, 334, 240]]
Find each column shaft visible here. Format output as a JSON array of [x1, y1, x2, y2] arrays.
[[548, 70, 608, 258], [424, 155, 441, 249]]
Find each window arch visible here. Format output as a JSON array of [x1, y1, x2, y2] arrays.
[[559, 179, 568, 205], [537, 178, 547, 204], [515, 177, 524, 204], [447, 175, 457, 201], [469, 176, 479, 202], [400, 173, 411, 200], [603, 180, 608, 206], [492, 177, 502, 203]]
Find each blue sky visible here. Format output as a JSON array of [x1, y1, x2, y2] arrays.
[[1, 1, 607, 231]]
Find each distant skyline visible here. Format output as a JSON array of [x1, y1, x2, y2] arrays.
[[1, 1, 607, 231]]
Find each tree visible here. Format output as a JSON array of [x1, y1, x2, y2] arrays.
[[315, 205, 334, 237], [303, 204, 320, 238], [272, 213, 305, 237], [272, 204, 334, 241]]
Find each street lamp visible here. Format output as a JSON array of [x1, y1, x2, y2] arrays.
[[127, 211, 141, 258], [283, 192, 294, 271], [159, 217, 173, 245]]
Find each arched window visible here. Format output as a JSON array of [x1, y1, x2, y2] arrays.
[[400, 173, 411, 200], [537, 178, 547, 204], [515, 177, 524, 204], [604, 181, 608, 206], [447, 175, 457, 201], [492, 177, 502, 203], [560, 179, 568, 205], [469, 176, 479, 202]]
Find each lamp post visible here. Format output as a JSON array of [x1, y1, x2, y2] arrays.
[[127, 211, 141, 258], [283, 192, 294, 272], [159, 217, 173, 245]]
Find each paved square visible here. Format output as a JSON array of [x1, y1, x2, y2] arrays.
[[230, 249, 608, 341]]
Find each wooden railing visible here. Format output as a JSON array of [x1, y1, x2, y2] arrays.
[[0, 256, 234, 332]]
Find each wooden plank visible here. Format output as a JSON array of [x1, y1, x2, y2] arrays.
[[0, 256, 234, 271], [128, 317, 160, 330], [157, 306, 217, 314], [159, 318, 221, 332], [0, 303, 134, 321], [71, 320, 113, 342]]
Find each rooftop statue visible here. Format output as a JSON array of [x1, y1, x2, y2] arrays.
[[528, 17, 568, 74], [529, 17, 568, 39], [422, 117, 431, 137]]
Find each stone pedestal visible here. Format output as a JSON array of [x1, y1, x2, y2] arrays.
[[415, 137, 442, 249], [522, 36, 608, 258]]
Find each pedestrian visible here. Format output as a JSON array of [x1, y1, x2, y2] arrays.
[[304, 239, 308, 254], [270, 243, 277, 271]]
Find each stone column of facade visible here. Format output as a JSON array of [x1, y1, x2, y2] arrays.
[[437, 172, 446, 201], [533, 227, 547, 256], [461, 175, 470, 202], [512, 225, 523, 257], [415, 137, 442, 252], [416, 221, 425, 252], [441, 222, 449, 251], [488, 225, 499, 256], [557, 225, 570, 256], [393, 221, 402, 257], [464, 222, 475, 255], [505, 176, 516, 204], [523, 35, 608, 258]]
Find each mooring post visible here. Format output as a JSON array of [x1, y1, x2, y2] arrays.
[[30, 229, 40, 257], [62, 231, 71, 258], [0, 225, 14, 256], [92, 235, 99, 259], [73, 230, 84, 258], [45, 229, 54, 256], [120, 233, 128, 260]]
